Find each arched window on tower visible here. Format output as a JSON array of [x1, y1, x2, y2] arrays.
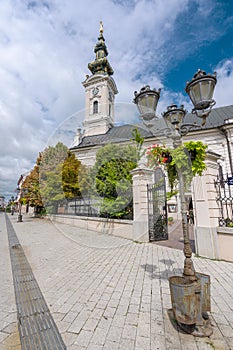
[[93, 101, 98, 114]]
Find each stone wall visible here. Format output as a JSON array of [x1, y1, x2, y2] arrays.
[[216, 227, 233, 262], [48, 214, 133, 240]]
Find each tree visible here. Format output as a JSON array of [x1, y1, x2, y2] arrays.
[[21, 142, 88, 215], [91, 143, 138, 219], [22, 153, 44, 214], [62, 151, 88, 198], [40, 142, 69, 173], [39, 142, 69, 213], [39, 142, 88, 213]]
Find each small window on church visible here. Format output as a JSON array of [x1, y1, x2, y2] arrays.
[[93, 101, 98, 114], [109, 104, 111, 116]]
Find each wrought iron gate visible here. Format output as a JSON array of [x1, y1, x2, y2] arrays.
[[214, 173, 233, 226], [148, 168, 168, 241]]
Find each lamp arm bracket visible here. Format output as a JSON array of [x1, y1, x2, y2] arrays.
[[179, 123, 204, 136]]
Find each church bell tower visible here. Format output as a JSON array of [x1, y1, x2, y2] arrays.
[[82, 22, 118, 137]]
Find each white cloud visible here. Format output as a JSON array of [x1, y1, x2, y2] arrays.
[[214, 59, 233, 107]]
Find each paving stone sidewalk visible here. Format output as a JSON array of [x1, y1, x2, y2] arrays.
[[0, 213, 21, 350], [1, 212, 233, 350]]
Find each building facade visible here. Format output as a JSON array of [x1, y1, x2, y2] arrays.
[[71, 25, 233, 177]]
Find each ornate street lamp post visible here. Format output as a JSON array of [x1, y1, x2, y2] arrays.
[[186, 69, 217, 120], [134, 69, 217, 337], [17, 186, 23, 222], [17, 186, 28, 222], [133, 85, 161, 121]]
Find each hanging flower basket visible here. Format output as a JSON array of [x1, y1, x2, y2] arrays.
[[146, 144, 173, 168], [146, 141, 208, 194], [146, 144, 177, 192]]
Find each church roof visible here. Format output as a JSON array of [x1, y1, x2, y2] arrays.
[[71, 105, 233, 150], [184, 104, 233, 129], [71, 123, 153, 149]]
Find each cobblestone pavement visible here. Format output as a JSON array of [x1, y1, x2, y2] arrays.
[[1, 212, 233, 350]]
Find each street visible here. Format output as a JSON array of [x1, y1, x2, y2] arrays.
[[0, 212, 233, 349]]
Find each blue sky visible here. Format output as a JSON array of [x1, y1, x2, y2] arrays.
[[162, 1, 233, 92], [0, 0, 233, 199]]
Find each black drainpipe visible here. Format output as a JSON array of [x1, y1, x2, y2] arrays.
[[219, 126, 233, 175]]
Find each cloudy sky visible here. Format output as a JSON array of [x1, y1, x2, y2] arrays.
[[0, 0, 233, 199]]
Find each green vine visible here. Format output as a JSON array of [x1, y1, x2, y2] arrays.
[[170, 146, 193, 192], [166, 190, 178, 201], [184, 141, 207, 176], [166, 163, 178, 192], [146, 141, 207, 192]]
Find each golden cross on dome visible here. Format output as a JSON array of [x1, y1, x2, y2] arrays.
[[100, 21, 103, 33]]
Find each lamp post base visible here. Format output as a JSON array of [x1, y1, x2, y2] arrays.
[[169, 274, 212, 337], [177, 318, 213, 337], [17, 214, 23, 222]]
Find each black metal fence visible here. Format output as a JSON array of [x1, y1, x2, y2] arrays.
[[214, 174, 233, 226], [56, 197, 100, 217]]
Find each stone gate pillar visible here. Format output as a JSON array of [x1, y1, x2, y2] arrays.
[[131, 167, 154, 242], [192, 151, 221, 259]]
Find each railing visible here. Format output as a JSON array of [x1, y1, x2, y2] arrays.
[[54, 196, 133, 220], [214, 174, 233, 226], [56, 197, 100, 217]]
